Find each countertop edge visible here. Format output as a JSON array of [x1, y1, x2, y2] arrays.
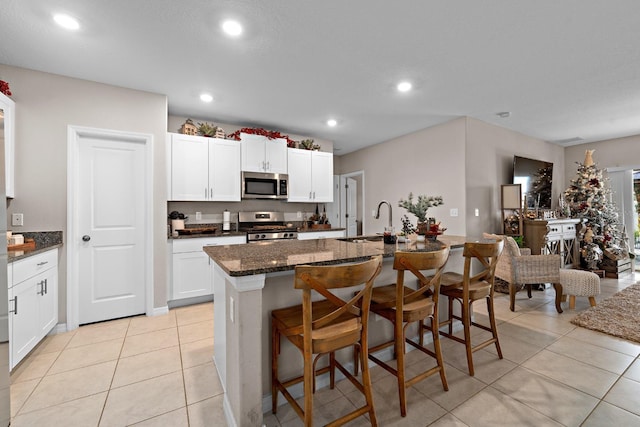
[[8, 243, 63, 263]]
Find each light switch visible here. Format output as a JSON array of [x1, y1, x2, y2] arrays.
[[450, 208, 458, 217]]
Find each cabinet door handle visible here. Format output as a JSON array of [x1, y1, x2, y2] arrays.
[[37, 280, 44, 295], [313, 192, 316, 199], [205, 188, 208, 199], [266, 161, 270, 171], [37, 261, 48, 266], [210, 188, 213, 199], [10, 296, 17, 315], [44, 278, 48, 295], [309, 191, 312, 199]]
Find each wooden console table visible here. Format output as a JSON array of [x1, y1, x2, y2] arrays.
[[523, 218, 581, 268]]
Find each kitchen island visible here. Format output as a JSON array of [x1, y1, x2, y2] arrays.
[[204, 235, 466, 427]]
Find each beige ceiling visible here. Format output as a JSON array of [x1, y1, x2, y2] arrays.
[[1, 0, 639, 154]]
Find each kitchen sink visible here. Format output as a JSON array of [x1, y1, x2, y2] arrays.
[[337, 235, 384, 243]]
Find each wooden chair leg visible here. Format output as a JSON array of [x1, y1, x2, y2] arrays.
[[431, 317, 448, 391], [353, 344, 360, 376], [526, 284, 532, 299], [271, 323, 279, 413], [486, 296, 503, 359], [395, 317, 407, 417], [509, 283, 516, 312], [359, 343, 378, 427], [569, 295, 576, 309], [461, 299, 474, 376], [589, 296, 597, 307], [303, 349, 313, 426], [447, 296, 454, 334], [329, 352, 336, 389]]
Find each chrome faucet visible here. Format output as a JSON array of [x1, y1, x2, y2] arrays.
[[375, 200, 392, 228]]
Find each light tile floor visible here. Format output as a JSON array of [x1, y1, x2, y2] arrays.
[[10, 274, 640, 426]]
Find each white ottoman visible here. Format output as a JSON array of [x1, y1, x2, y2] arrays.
[[559, 269, 601, 309]]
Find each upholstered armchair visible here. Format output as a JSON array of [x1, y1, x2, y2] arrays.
[[484, 233, 562, 312]]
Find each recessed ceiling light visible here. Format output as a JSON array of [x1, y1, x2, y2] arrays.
[[200, 93, 213, 103], [327, 119, 337, 127], [53, 13, 80, 30], [397, 81, 412, 92], [222, 20, 243, 36]]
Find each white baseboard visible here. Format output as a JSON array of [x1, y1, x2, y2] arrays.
[[49, 323, 68, 335], [150, 305, 169, 316]]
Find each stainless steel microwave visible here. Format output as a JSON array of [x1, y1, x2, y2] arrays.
[[241, 171, 288, 199]]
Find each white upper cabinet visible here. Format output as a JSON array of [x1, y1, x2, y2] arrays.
[[169, 133, 241, 201], [0, 92, 15, 198], [240, 133, 287, 174], [209, 139, 242, 201], [287, 148, 334, 202]]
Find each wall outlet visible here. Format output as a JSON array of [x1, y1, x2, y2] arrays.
[[450, 208, 458, 217], [11, 213, 23, 227], [195, 212, 202, 221], [372, 210, 377, 218], [297, 211, 302, 218], [474, 208, 480, 217]]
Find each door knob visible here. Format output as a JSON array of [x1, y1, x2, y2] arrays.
[[82, 235, 91, 242]]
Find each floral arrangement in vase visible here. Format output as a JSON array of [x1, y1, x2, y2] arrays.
[[298, 139, 321, 150], [398, 193, 444, 234]]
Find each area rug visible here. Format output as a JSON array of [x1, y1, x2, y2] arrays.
[[571, 283, 640, 344]]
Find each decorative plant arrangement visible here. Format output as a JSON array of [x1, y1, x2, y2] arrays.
[[398, 193, 444, 223], [227, 127, 296, 147], [298, 139, 320, 150], [398, 193, 444, 235], [399, 215, 416, 239], [197, 121, 219, 137], [0, 80, 12, 97]]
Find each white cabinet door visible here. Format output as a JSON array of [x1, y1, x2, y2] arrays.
[[265, 138, 288, 173], [210, 139, 241, 201], [241, 135, 267, 173], [172, 251, 212, 300], [0, 92, 15, 198], [311, 151, 334, 202], [287, 149, 312, 202], [171, 236, 246, 301], [241, 134, 288, 173], [287, 149, 334, 202], [10, 279, 40, 367], [38, 267, 58, 337], [171, 134, 209, 200]]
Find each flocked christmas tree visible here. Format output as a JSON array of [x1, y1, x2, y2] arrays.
[[564, 150, 627, 270]]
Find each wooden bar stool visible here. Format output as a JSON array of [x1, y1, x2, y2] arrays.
[[439, 240, 504, 376], [355, 247, 450, 417], [271, 255, 382, 426]]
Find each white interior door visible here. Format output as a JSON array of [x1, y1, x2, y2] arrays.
[[76, 132, 147, 325], [346, 177, 358, 236]]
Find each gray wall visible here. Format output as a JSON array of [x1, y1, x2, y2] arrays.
[[337, 117, 565, 238], [0, 64, 169, 320]]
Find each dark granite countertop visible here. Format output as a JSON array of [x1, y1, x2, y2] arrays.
[[204, 235, 466, 277], [8, 231, 63, 262]]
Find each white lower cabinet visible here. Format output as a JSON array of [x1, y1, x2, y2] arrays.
[[8, 249, 59, 370], [171, 236, 246, 301], [297, 230, 346, 240]]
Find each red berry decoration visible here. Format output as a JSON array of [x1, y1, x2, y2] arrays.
[[0, 80, 11, 97]]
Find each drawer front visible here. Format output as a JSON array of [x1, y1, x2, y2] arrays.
[[172, 236, 246, 253], [12, 250, 58, 286], [562, 224, 577, 237], [545, 224, 562, 239]]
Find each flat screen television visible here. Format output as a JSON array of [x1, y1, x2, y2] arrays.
[[513, 156, 553, 209]]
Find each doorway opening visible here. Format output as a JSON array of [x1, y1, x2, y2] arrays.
[[338, 171, 365, 237]]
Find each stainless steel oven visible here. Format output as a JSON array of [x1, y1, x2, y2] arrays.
[[239, 212, 298, 242], [241, 171, 288, 200]]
